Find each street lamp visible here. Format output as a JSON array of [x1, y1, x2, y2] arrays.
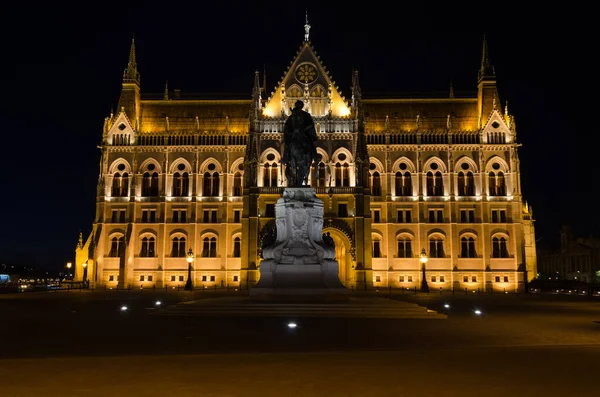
[[184, 248, 194, 291], [82, 261, 88, 286], [419, 248, 429, 292], [66, 262, 72, 279]]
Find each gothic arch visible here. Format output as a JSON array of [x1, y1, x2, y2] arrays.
[[259, 148, 281, 163], [200, 157, 223, 174], [485, 156, 509, 173], [139, 158, 162, 173], [315, 147, 329, 164], [454, 156, 478, 173], [230, 157, 245, 174], [369, 156, 385, 173], [423, 156, 447, 173], [331, 147, 354, 163], [392, 157, 416, 173], [311, 84, 326, 97], [395, 229, 415, 239], [169, 158, 192, 174], [108, 158, 132, 174]]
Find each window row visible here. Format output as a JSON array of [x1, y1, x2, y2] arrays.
[[107, 236, 242, 258], [368, 170, 508, 197], [372, 236, 510, 259], [107, 274, 241, 283], [370, 208, 509, 224], [109, 209, 242, 224]]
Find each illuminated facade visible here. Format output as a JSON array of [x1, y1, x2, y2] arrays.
[[76, 24, 537, 292]]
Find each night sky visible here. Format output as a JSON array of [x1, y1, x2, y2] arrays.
[[0, 2, 585, 272]]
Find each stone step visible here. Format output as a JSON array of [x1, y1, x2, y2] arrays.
[[151, 297, 447, 319]]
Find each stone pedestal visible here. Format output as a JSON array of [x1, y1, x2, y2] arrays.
[[250, 187, 349, 301]]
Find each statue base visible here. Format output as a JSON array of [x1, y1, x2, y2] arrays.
[[250, 187, 349, 302]]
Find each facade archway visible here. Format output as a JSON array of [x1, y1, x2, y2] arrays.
[[323, 227, 353, 288]]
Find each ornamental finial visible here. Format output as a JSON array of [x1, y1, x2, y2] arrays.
[[304, 11, 311, 42]]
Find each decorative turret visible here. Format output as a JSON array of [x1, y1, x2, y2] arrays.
[[351, 70, 362, 120], [477, 34, 499, 129], [250, 70, 263, 122], [117, 36, 141, 126]]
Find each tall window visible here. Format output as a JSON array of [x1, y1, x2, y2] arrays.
[[171, 237, 186, 257], [429, 237, 444, 258], [397, 237, 412, 258], [395, 171, 412, 196], [203, 172, 220, 196], [233, 172, 242, 196], [173, 172, 189, 197], [140, 237, 155, 257], [202, 237, 217, 257], [489, 171, 506, 196], [263, 163, 278, 187], [457, 171, 475, 196], [112, 172, 129, 197], [492, 237, 509, 258], [318, 162, 326, 187], [233, 237, 241, 258], [372, 237, 382, 258], [370, 172, 381, 196], [460, 237, 476, 258], [142, 172, 159, 196], [109, 236, 125, 257], [335, 163, 349, 186], [426, 171, 443, 196]]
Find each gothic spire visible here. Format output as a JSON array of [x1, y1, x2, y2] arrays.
[[123, 35, 140, 84], [164, 81, 169, 100], [304, 11, 311, 42], [449, 81, 455, 98], [478, 34, 495, 81]]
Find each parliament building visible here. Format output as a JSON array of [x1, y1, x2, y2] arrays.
[[75, 22, 537, 292]]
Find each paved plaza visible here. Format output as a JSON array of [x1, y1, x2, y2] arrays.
[[0, 290, 598, 396]]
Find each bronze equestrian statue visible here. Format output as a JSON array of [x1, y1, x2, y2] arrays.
[[282, 100, 320, 187]]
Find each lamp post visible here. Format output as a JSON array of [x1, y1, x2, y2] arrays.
[[184, 248, 194, 291], [66, 262, 72, 279], [419, 248, 429, 292], [82, 261, 88, 286]]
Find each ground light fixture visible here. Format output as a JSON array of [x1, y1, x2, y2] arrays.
[[444, 303, 450, 309], [474, 309, 482, 315], [155, 301, 162, 306], [287, 322, 297, 329], [120, 305, 128, 311]]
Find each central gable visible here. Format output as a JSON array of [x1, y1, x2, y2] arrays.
[[263, 42, 350, 118]]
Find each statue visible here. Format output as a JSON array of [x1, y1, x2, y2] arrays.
[[282, 100, 319, 187], [322, 232, 335, 249]]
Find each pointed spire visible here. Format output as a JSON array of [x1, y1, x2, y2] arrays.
[[262, 64, 267, 94], [304, 11, 311, 42], [449, 81, 455, 98], [77, 231, 83, 249], [253, 70, 261, 98], [163, 81, 169, 100], [478, 34, 495, 81], [123, 34, 140, 84]]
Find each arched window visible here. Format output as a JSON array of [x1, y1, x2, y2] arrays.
[[140, 237, 155, 257], [434, 172, 443, 195], [395, 171, 412, 196], [457, 172, 465, 196], [233, 237, 241, 258], [335, 162, 349, 186], [370, 171, 381, 196], [171, 237, 186, 257], [211, 171, 220, 196], [466, 172, 474, 195], [202, 237, 217, 257], [397, 236, 412, 258], [112, 172, 129, 197], [263, 163, 278, 187], [460, 237, 476, 258], [492, 237, 509, 258], [372, 236, 382, 258], [497, 172, 505, 196], [173, 172, 189, 197], [318, 162, 326, 187], [142, 172, 159, 196], [109, 236, 125, 257], [426, 172, 434, 196], [429, 236, 444, 258], [233, 172, 242, 196]]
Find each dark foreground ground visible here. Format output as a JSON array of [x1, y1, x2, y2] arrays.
[[0, 289, 598, 396]]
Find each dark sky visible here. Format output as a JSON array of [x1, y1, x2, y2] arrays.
[[0, 2, 587, 271]]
